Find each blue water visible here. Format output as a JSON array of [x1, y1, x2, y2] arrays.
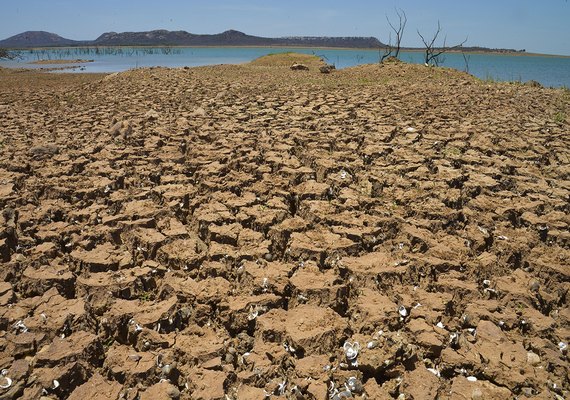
[[1, 47, 569, 88]]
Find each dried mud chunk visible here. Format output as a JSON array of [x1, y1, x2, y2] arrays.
[[194, 277, 233, 304], [349, 288, 398, 333], [4, 332, 46, 358], [160, 217, 188, 238], [238, 205, 288, 233], [448, 376, 511, 399], [236, 385, 267, 399], [431, 271, 479, 298], [400, 366, 440, 400], [194, 201, 234, 225], [362, 379, 393, 399], [24, 289, 88, 337], [183, 368, 224, 400], [174, 327, 226, 365], [268, 217, 308, 253], [121, 228, 166, 258], [294, 354, 330, 380], [294, 180, 330, 200], [208, 222, 242, 245], [110, 297, 178, 330], [104, 344, 156, 385], [406, 318, 444, 357], [34, 331, 103, 368], [70, 242, 132, 272], [239, 260, 291, 296], [236, 228, 272, 259], [76, 266, 153, 301], [288, 228, 358, 263], [297, 200, 336, 223], [289, 264, 347, 309], [67, 372, 122, 400], [122, 199, 165, 220], [342, 251, 408, 290], [139, 380, 180, 400], [156, 237, 206, 270], [20, 263, 74, 298], [0, 237, 12, 262], [220, 293, 283, 333], [473, 320, 539, 388], [159, 274, 198, 302], [256, 304, 348, 355], [0, 281, 14, 306], [32, 362, 90, 398]]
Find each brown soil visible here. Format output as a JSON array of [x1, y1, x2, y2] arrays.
[[0, 55, 569, 399]]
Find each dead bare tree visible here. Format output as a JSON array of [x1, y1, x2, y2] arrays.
[[462, 51, 471, 73], [380, 8, 407, 63], [379, 32, 394, 63], [417, 21, 467, 66], [0, 48, 20, 60]]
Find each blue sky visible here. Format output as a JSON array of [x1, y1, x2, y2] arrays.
[[2, 0, 569, 55]]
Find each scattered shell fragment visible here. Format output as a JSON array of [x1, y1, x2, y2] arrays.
[[558, 341, 568, 353], [343, 341, 360, 361], [13, 320, 28, 333], [398, 305, 408, 318], [0, 370, 12, 390], [345, 377, 363, 394], [467, 376, 478, 382], [0, 376, 12, 390], [52, 380, 60, 389]]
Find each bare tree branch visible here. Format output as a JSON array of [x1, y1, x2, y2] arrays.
[[380, 8, 407, 63], [417, 21, 467, 66]]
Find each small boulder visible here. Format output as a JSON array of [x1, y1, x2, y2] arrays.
[[291, 63, 309, 71], [319, 64, 335, 74]]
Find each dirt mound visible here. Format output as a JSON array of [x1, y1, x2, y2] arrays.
[[0, 57, 569, 399], [250, 52, 326, 68]]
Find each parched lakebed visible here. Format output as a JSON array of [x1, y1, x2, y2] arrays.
[[0, 54, 569, 399]]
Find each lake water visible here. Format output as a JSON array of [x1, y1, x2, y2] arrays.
[[2, 47, 569, 88]]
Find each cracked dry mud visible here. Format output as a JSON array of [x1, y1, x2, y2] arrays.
[[0, 54, 569, 399]]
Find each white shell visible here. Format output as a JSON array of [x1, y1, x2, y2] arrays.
[[0, 376, 12, 389]]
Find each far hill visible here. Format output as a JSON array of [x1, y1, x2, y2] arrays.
[[93, 29, 384, 48], [0, 29, 524, 53], [0, 31, 84, 48], [1, 29, 384, 49]]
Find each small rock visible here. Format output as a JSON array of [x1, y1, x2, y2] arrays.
[[29, 144, 59, 158], [145, 109, 160, 120], [109, 120, 132, 138], [526, 351, 540, 366], [319, 64, 335, 74], [291, 63, 309, 71], [471, 388, 483, 400]]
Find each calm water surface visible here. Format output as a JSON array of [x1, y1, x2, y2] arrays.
[[2, 47, 569, 88]]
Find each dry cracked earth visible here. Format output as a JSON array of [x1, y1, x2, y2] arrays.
[[0, 54, 569, 399]]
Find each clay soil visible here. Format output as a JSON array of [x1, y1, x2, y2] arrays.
[[0, 54, 569, 399]]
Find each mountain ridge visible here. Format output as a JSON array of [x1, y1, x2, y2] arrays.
[[0, 30, 525, 53], [0, 29, 384, 48]]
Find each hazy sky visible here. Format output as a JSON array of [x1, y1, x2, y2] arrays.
[[2, 0, 569, 55]]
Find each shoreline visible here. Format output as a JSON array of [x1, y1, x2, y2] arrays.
[[7, 45, 569, 58]]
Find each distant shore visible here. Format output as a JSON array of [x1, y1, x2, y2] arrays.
[[8, 45, 569, 58], [30, 58, 94, 64]]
